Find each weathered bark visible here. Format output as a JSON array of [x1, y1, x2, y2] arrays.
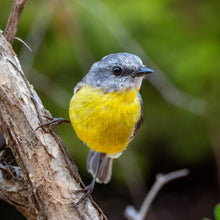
[[4, 0, 28, 44], [0, 32, 106, 219]]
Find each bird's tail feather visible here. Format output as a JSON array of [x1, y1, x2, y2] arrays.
[[86, 149, 113, 184]]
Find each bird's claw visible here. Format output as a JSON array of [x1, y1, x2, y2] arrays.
[[71, 183, 95, 208], [35, 115, 70, 130]]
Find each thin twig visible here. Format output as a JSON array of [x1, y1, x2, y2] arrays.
[[14, 37, 32, 52], [4, 0, 28, 44], [124, 169, 189, 220]]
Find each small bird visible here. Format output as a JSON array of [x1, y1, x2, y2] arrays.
[[38, 52, 153, 206]]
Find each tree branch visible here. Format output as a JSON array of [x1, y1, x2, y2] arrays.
[[0, 32, 106, 219], [4, 0, 28, 44], [124, 169, 189, 220]]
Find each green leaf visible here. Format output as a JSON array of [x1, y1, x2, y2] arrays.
[[214, 204, 220, 220]]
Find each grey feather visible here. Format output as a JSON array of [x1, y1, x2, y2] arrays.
[[73, 52, 146, 93], [129, 92, 143, 142], [87, 149, 113, 184]]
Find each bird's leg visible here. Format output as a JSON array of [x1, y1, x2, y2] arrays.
[[71, 154, 102, 207], [35, 115, 71, 130]]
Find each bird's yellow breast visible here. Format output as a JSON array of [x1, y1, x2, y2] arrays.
[[69, 85, 141, 154]]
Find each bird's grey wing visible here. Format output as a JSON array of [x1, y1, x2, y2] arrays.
[[129, 92, 143, 143]]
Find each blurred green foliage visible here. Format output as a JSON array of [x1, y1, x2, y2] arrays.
[[215, 204, 220, 220], [0, 0, 219, 218], [1, 0, 219, 178], [203, 203, 220, 220]]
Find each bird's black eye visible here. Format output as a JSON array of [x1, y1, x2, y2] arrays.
[[112, 66, 122, 76]]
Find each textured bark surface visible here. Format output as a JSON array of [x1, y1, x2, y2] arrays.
[[0, 32, 106, 220], [4, 0, 28, 43]]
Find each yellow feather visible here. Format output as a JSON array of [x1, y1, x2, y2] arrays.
[[69, 85, 141, 154]]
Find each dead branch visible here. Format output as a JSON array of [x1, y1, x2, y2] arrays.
[[0, 32, 106, 219], [124, 169, 189, 220], [4, 0, 28, 44]]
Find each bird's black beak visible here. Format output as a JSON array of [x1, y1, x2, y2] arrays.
[[131, 67, 153, 77]]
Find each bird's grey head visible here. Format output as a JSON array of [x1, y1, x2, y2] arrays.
[[77, 53, 153, 93]]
